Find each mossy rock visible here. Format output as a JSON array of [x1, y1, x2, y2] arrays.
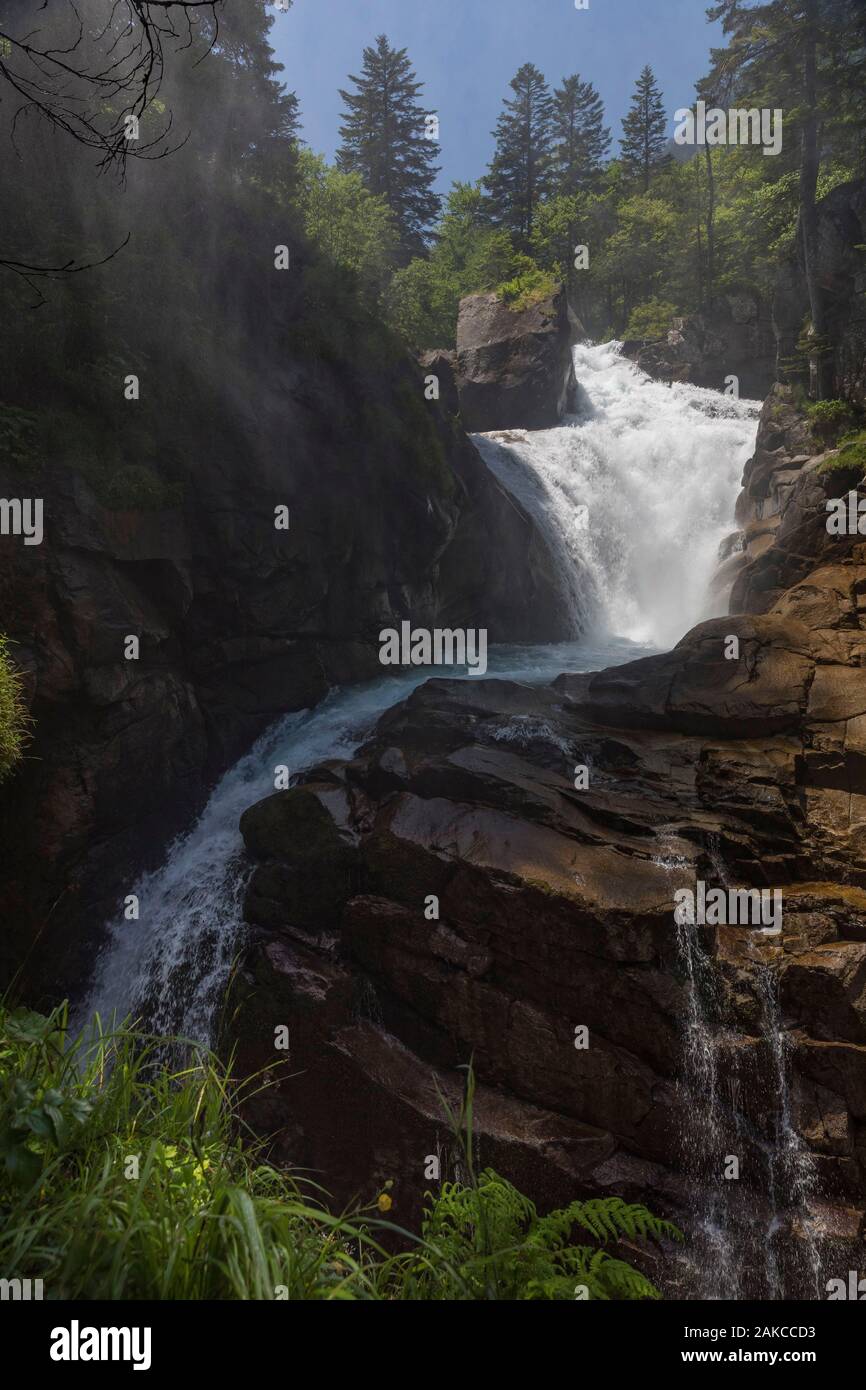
[[807, 399, 861, 446], [496, 271, 559, 314], [361, 825, 452, 906], [241, 787, 347, 861], [241, 787, 359, 933], [818, 430, 866, 482]]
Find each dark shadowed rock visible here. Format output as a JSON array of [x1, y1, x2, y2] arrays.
[[0, 276, 570, 999], [419, 349, 459, 417]]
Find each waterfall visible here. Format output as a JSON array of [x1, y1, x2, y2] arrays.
[[79, 674, 437, 1042], [474, 341, 760, 649], [74, 340, 833, 1299], [79, 342, 759, 1048]]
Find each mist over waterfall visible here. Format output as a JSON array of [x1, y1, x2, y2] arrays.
[[79, 341, 761, 1048], [475, 341, 760, 650]]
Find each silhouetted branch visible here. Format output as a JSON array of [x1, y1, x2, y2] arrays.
[[0, 1, 221, 174], [0, 0, 223, 289], [0, 232, 132, 307]]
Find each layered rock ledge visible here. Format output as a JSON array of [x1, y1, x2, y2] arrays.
[[227, 394, 866, 1293]]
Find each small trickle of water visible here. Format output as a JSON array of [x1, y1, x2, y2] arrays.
[[674, 913, 743, 1298], [656, 826, 824, 1299], [754, 963, 823, 1298], [654, 829, 742, 1297]]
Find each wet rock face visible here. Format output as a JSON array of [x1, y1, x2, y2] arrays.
[[730, 384, 866, 617], [228, 405, 866, 1293], [0, 329, 569, 1000], [454, 287, 579, 431]]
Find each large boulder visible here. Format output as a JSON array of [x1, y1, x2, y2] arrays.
[[454, 286, 579, 431]]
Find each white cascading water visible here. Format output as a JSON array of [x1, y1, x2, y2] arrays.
[[80, 342, 760, 1047], [475, 340, 759, 648]]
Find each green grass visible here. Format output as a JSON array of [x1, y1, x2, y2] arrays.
[[818, 429, 866, 478], [0, 1003, 680, 1300], [0, 636, 29, 782], [496, 263, 559, 313]]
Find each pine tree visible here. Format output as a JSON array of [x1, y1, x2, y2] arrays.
[[619, 66, 669, 191], [484, 63, 553, 248], [550, 75, 610, 195], [336, 34, 440, 262]]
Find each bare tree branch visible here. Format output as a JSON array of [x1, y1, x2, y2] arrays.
[[0, 0, 222, 285]]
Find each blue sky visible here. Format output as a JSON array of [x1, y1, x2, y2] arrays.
[[268, 0, 724, 192]]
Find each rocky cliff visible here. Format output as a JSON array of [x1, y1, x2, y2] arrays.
[[226, 387, 866, 1296], [0, 288, 569, 1000]]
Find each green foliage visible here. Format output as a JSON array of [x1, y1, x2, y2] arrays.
[[385, 183, 519, 347], [484, 63, 554, 247], [405, 1171, 678, 1300], [496, 261, 559, 312], [0, 1006, 682, 1300], [819, 429, 866, 477], [0, 637, 28, 782], [806, 399, 862, 446], [296, 149, 399, 305], [550, 75, 610, 197], [408, 5, 863, 345], [595, 194, 678, 318], [619, 66, 670, 192], [391, 1072, 681, 1300], [625, 298, 678, 341], [0, 1004, 387, 1299]]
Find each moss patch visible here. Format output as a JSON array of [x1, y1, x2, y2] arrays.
[[496, 265, 558, 313], [807, 399, 862, 447], [818, 429, 866, 479]]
